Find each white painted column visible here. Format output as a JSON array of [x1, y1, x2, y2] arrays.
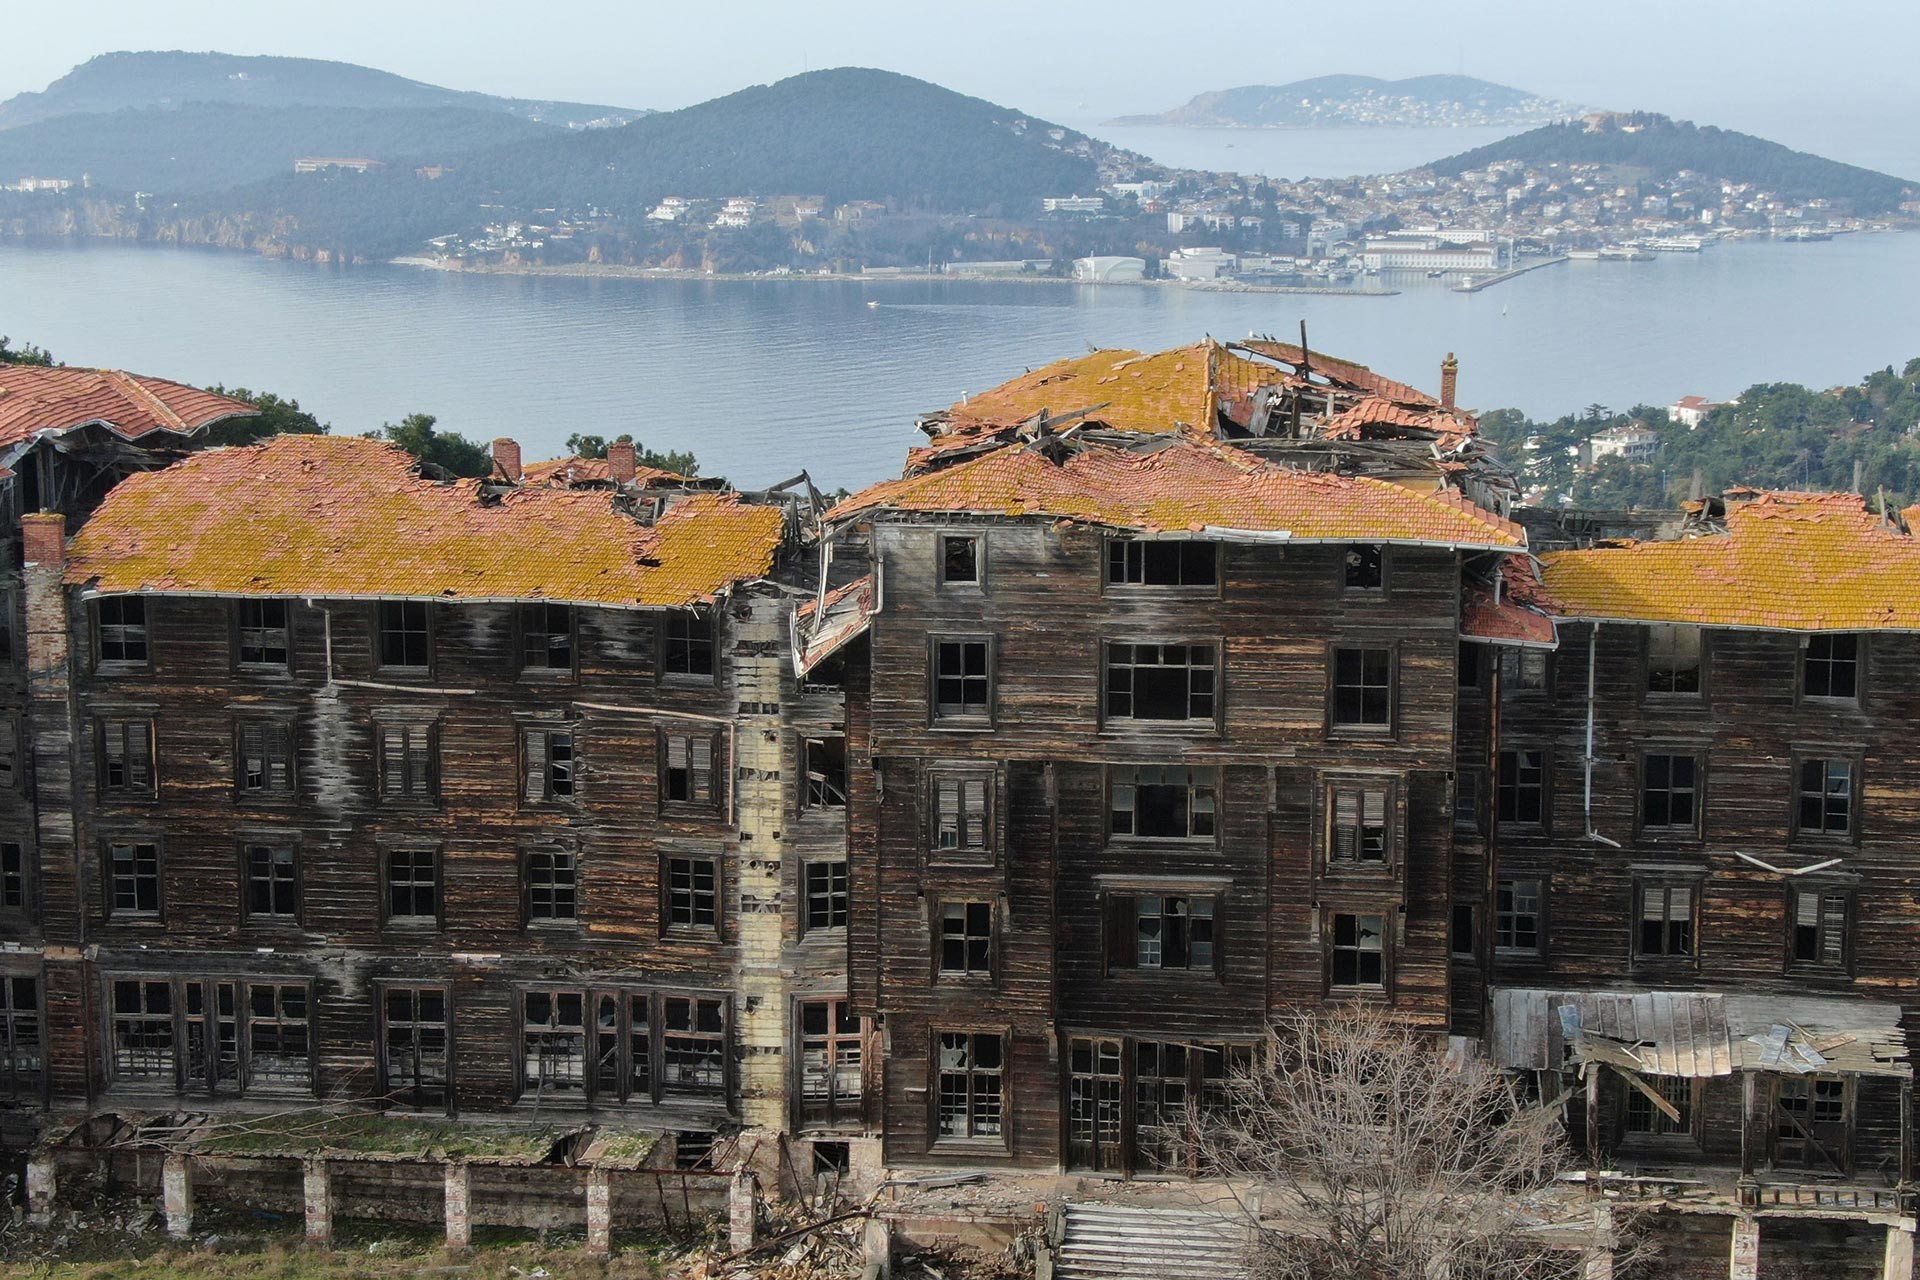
[[302, 1159, 332, 1247], [728, 1168, 758, 1253], [1886, 1221, 1916, 1280], [161, 1154, 194, 1239], [863, 1214, 892, 1277], [443, 1161, 471, 1249], [585, 1167, 612, 1256], [1729, 1214, 1760, 1280], [25, 1152, 54, 1226]]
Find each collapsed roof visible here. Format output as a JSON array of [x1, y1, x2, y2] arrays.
[[0, 364, 259, 478], [66, 434, 786, 609]]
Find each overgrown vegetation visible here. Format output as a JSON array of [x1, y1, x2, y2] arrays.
[[373, 412, 493, 478], [566, 432, 699, 477], [1431, 112, 1917, 214], [1481, 356, 1920, 508], [0, 334, 57, 365], [203, 385, 330, 445]]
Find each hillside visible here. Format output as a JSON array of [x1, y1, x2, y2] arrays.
[[0, 103, 555, 194], [1429, 112, 1917, 214], [0, 51, 643, 131], [1114, 74, 1580, 128]]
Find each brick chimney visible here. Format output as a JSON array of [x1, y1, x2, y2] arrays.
[[1440, 353, 1459, 411], [20, 512, 66, 569], [607, 440, 638, 485], [491, 438, 523, 484]]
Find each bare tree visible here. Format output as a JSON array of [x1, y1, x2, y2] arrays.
[[1170, 1005, 1601, 1280]]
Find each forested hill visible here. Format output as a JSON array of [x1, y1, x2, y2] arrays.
[[0, 103, 556, 194], [1115, 74, 1578, 128], [0, 51, 643, 130], [1430, 112, 1916, 214]]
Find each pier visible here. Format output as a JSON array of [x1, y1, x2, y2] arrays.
[[1452, 255, 1570, 292]]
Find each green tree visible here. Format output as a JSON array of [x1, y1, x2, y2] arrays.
[[564, 431, 699, 477], [375, 412, 492, 478], [201, 385, 329, 445], [0, 335, 55, 366]]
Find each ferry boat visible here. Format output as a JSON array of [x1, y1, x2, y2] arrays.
[[1566, 249, 1601, 260], [1598, 245, 1655, 261], [1642, 235, 1710, 252]]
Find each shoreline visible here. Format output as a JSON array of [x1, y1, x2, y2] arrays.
[[386, 256, 1400, 296]]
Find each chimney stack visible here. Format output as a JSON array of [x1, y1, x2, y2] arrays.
[[608, 440, 638, 485], [1440, 353, 1459, 411], [20, 512, 66, 569], [491, 438, 523, 484]]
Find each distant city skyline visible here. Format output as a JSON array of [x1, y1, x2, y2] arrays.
[[2, 0, 1916, 177]]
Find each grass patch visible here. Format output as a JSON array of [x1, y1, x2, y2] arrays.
[[191, 1113, 571, 1163]]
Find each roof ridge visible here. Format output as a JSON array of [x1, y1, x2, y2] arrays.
[[102, 370, 189, 432]]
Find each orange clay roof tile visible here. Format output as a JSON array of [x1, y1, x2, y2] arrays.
[[66, 434, 783, 608], [942, 344, 1270, 435], [0, 365, 257, 450], [520, 455, 689, 487], [1542, 490, 1920, 630], [829, 434, 1524, 549]]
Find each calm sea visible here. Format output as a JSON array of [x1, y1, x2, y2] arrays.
[[4, 231, 1920, 490]]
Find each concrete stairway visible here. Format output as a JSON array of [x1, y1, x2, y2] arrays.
[[1053, 1201, 1250, 1280]]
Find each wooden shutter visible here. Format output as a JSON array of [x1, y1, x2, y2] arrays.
[[1104, 894, 1136, 972], [523, 727, 547, 802]]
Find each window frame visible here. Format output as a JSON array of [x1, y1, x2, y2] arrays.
[[521, 723, 581, 807], [374, 600, 434, 675], [524, 842, 580, 928], [0, 975, 43, 1100], [1105, 890, 1222, 976], [94, 596, 151, 672], [795, 996, 863, 1132], [374, 719, 439, 804], [1494, 876, 1545, 957], [1326, 642, 1397, 737], [1105, 537, 1221, 593], [931, 1028, 1008, 1147], [1636, 748, 1706, 840], [97, 717, 157, 800], [234, 598, 292, 672], [1786, 882, 1853, 973], [377, 981, 452, 1113], [1107, 765, 1220, 845], [1622, 1074, 1704, 1145], [937, 531, 985, 589], [1325, 908, 1390, 994], [1341, 542, 1387, 593], [934, 899, 996, 981], [662, 854, 722, 938], [659, 729, 724, 811], [1496, 747, 1550, 832], [1631, 875, 1702, 965], [1643, 623, 1705, 701], [1323, 776, 1398, 872], [1497, 646, 1552, 697], [103, 838, 163, 921], [234, 718, 298, 802], [926, 766, 997, 866], [1799, 633, 1864, 705], [661, 608, 717, 682], [0, 841, 31, 918], [1789, 750, 1863, 846], [802, 859, 850, 933], [929, 634, 995, 729], [239, 839, 301, 927], [1101, 638, 1221, 730], [519, 602, 577, 677], [800, 735, 849, 811], [381, 845, 443, 930]]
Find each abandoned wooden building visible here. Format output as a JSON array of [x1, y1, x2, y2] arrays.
[[0, 346, 1916, 1272]]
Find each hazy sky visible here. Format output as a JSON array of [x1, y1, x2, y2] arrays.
[[3, 0, 1915, 158]]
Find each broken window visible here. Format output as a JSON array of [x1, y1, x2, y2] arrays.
[[1454, 767, 1485, 830], [1795, 757, 1855, 838], [661, 732, 718, 807], [1451, 903, 1478, 958], [1107, 539, 1217, 587], [930, 770, 992, 860], [1343, 543, 1384, 590], [1110, 766, 1217, 840], [0, 842, 24, 912], [936, 1032, 1004, 1140], [939, 534, 981, 586], [1802, 633, 1860, 700], [1329, 784, 1390, 863], [0, 718, 19, 790], [1329, 912, 1385, 988], [1640, 752, 1700, 832], [99, 719, 155, 796], [1105, 642, 1216, 723], [1790, 886, 1850, 967], [1497, 749, 1547, 826], [1457, 641, 1483, 690], [521, 603, 574, 672], [1067, 1038, 1124, 1172], [243, 843, 298, 921], [97, 597, 149, 667], [182, 981, 238, 1093], [1646, 624, 1702, 695], [663, 609, 714, 677], [384, 847, 439, 924], [803, 736, 847, 808], [939, 901, 992, 975], [798, 999, 862, 1130], [662, 996, 726, 1097], [665, 856, 718, 931], [1496, 878, 1543, 953], [377, 723, 436, 800], [1499, 648, 1548, 692], [932, 638, 991, 722], [1634, 880, 1696, 958], [107, 841, 160, 917], [1625, 1075, 1696, 1137], [237, 721, 296, 796], [1132, 1040, 1191, 1170], [522, 990, 588, 1099], [523, 727, 577, 802], [803, 860, 848, 931], [1118, 894, 1216, 971], [1331, 646, 1393, 729], [526, 847, 578, 923], [0, 978, 41, 1097], [245, 983, 310, 1091], [236, 599, 290, 668], [1775, 1076, 1849, 1169], [376, 600, 431, 670], [381, 985, 449, 1108], [111, 979, 174, 1081]]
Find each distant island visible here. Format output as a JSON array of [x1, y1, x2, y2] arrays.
[[1113, 74, 1584, 129], [1431, 110, 1917, 216], [0, 50, 645, 131]]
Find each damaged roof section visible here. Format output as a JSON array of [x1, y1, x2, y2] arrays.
[[1541, 488, 1920, 631], [0, 364, 260, 478], [65, 434, 786, 609], [1463, 556, 1559, 649], [830, 430, 1526, 551], [914, 338, 1515, 515], [794, 574, 875, 676]]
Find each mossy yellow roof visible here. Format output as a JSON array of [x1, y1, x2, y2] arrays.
[[1542, 490, 1920, 630], [945, 345, 1224, 434], [66, 434, 783, 608]]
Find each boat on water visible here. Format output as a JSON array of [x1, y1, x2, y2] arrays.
[[1566, 249, 1601, 260], [1777, 226, 1834, 242], [1642, 235, 1710, 253], [1598, 245, 1655, 261]]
